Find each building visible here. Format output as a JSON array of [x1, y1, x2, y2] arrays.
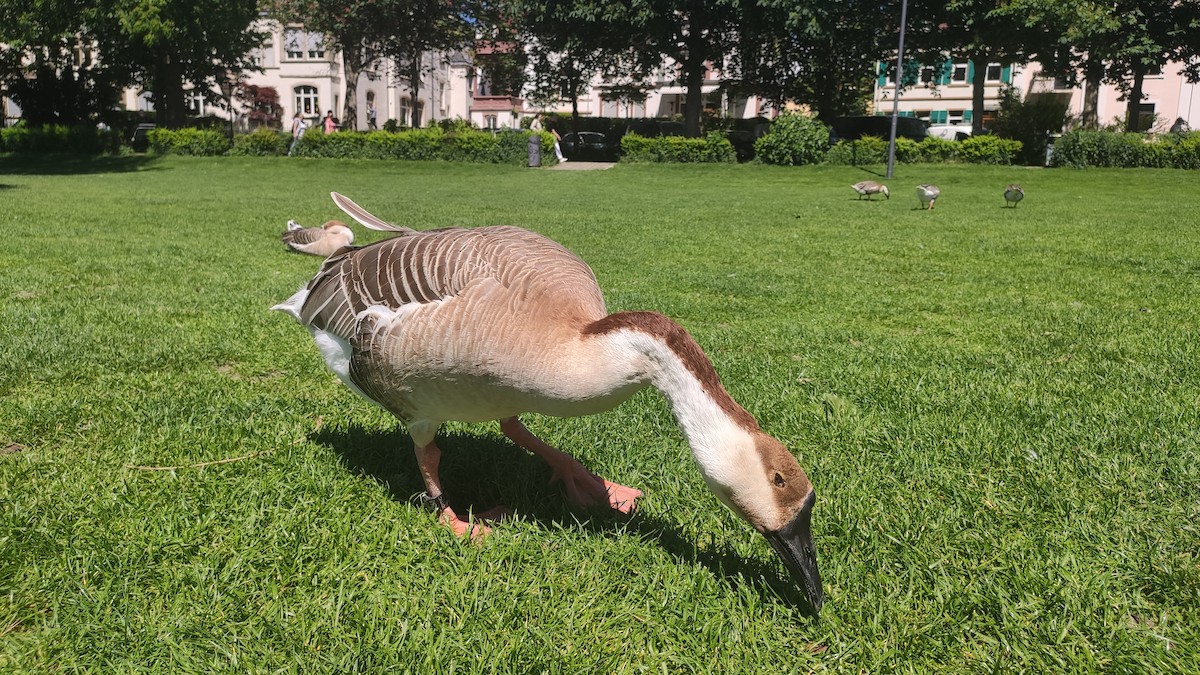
[[874, 58, 1200, 135]]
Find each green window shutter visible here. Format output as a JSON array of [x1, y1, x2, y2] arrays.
[[931, 110, 947, 124], [967, 61, 975, 83], [901, 59, 920, 87], [963, 110, 973, 122], [1001, 65, 1012, 83], [937, 60, 952, 85], [878, 62, 887, 88]]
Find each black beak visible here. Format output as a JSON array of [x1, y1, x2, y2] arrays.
[[764, 491, 823, 614]]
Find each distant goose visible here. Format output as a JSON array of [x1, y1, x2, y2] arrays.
[[273, 192, 824, 613], [281, 220, 354, 257], [916, 184, 940, 210], [1004, 184, 1024, 208], [851, 180, 889, 200]]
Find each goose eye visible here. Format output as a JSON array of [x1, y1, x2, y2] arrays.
[[773, 472, 786, 487]]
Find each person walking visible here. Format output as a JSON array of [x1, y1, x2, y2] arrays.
[[323, 110, 337, 134], [288, 112, 308, 155]]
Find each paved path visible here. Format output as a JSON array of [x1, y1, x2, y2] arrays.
[[544, 161, 616, 171]]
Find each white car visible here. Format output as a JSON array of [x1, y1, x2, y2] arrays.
[[927, 124, 973, 141]]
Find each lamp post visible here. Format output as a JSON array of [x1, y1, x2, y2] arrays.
[[886, 0, 909, 179]]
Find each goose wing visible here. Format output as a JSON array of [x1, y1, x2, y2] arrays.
[[291, 226, 609, 421], [282, 226, 329, 247]]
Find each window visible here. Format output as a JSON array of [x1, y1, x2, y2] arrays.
[[948, 110, 964, 124], [186, 91, 206, 116], [283, 28, 325, 61], [985, 63, 1003, 82], [920, 66, 936, 85], [253, 41, 275, 68], [915, 110, 932, 122], [484, 115, 498, 130], [294, 85, 319, 116], [951, 63, 968, 83], [1136, 103, 1156, 132], [1147, 63, 1163, 76]]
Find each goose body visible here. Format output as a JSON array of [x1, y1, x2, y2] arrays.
[[281, 219, 354, 257], [1004, 184, 1024, 207], [273, 193, 824, 612], [916, 184, 940, 210], [851, 180, 889, 200]]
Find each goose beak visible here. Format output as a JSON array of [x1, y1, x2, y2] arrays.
[[763, 491, 823, 614]]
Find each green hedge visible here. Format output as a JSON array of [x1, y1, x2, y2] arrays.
[[823, 134, 1022, 165], [229, 129, 291, 156], [148, 128, 231, 156], [289, 128, 547, 164], [620, 132, 735, 163], [1051, 130, 1200, 169], [0, 125, 121, 154]]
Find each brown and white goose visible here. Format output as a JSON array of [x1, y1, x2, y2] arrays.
[[273, 193, 824, 612], [281, 219, 354, 257], [852, 180, 889, 200]]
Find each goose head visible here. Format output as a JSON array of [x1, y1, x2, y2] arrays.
[[694, 426, 822, 612]]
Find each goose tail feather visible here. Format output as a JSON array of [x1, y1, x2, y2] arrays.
[[331, 192, 413, 232]]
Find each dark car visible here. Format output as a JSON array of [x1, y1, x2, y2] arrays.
[[130, 123, 157, 152], [830, 116, 928, 142], [560, 131, 618, 161]]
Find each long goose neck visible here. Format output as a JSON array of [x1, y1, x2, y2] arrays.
[[584, 312, 760, 452]]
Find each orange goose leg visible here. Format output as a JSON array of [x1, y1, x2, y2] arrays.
[[499, 417, 642, 514], [414, 440, 509, 538]]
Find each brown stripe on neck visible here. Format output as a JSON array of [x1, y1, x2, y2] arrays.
[[584, 311, 760, 431]]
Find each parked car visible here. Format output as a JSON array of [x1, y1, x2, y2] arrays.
[[830, 116, 928, 142], [559, 131, 618, 161], [927, 124, 973, 141], [130, 123, 157, 152]]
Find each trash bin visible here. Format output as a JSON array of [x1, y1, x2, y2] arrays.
[[528, 133, 541, 167], [1044, 133, 1062, 167]]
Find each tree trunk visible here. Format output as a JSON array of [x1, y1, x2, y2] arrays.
[[970, 52, 987, 135], [1082, 57, 1102, 129], [342, 53, 361, 131], [155, 44, 187, 129], [408, 55, 422, 129], [1124, 65, 1146, 132], [682, 59, 705, 137]]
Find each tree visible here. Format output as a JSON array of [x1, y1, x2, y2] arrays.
[[736, 0, 897, 121], [380, 0, 478, 129], [1104, 0, 1200, 131], [0, 0, 124, 125], [102, 0, 265, 129], [509, 1, 647, 131], [906, 0, 1031, 135]]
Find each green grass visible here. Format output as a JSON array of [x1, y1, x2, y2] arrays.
[[1, 155, 1198, 672]]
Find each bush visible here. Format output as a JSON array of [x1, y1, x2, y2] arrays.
[[753, 112, 829, 165], [148, 128, 230, 156], [620, 132, 735, 163], [229, 129, 290, 156], [957, 135, 1022, 164], [824, 135, 888, 165], [1051, 129, 1200, 169], [917, 136, 958, 163], [0, 124, 121, 154], [990, 87, 1072, 165], [1052, 130, 1144, 168]]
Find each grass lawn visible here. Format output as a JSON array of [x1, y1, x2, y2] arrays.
[[1, 154, 1198, 672]]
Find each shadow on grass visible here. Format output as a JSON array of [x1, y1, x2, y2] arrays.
[[0, 154, 165, 175], [312, 423, 815, 614]]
